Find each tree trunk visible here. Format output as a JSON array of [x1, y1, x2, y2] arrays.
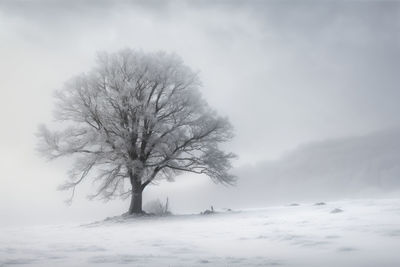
[[128, 187, 143, 214], [128, 167, 144, 214]]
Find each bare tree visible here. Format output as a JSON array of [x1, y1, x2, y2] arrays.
[[37, 49, 236, 214]]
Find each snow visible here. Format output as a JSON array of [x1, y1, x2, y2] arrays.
[[1, 198, 400, 267]]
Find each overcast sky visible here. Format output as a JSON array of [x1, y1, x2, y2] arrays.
[[1, 0, 399, 225]]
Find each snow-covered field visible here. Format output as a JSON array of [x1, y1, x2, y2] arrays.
[[1, 198, 400, 267]]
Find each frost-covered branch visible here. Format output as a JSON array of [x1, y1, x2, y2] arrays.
[[37, 49, 236, 211]]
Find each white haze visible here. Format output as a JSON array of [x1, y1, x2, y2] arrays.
[[0, 1, 399, 226], [143, 127, 400, 213]]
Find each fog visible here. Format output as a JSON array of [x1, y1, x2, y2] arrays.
[[1, 1, 400, 226]]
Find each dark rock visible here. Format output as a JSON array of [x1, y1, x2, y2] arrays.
[[330, 208, 344, 213]]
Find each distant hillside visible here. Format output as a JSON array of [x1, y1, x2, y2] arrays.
[[234, 128, 400, 204]]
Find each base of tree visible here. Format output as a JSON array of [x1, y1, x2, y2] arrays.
[[123, 211, 150, 217]]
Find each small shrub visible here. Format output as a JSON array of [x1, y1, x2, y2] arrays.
[[144, 198, 171, 216]]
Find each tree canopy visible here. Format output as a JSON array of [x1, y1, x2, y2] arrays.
[[37, 49, 236, 213]]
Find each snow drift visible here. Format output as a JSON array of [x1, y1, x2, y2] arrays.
[[1, 198, 399, 266]]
